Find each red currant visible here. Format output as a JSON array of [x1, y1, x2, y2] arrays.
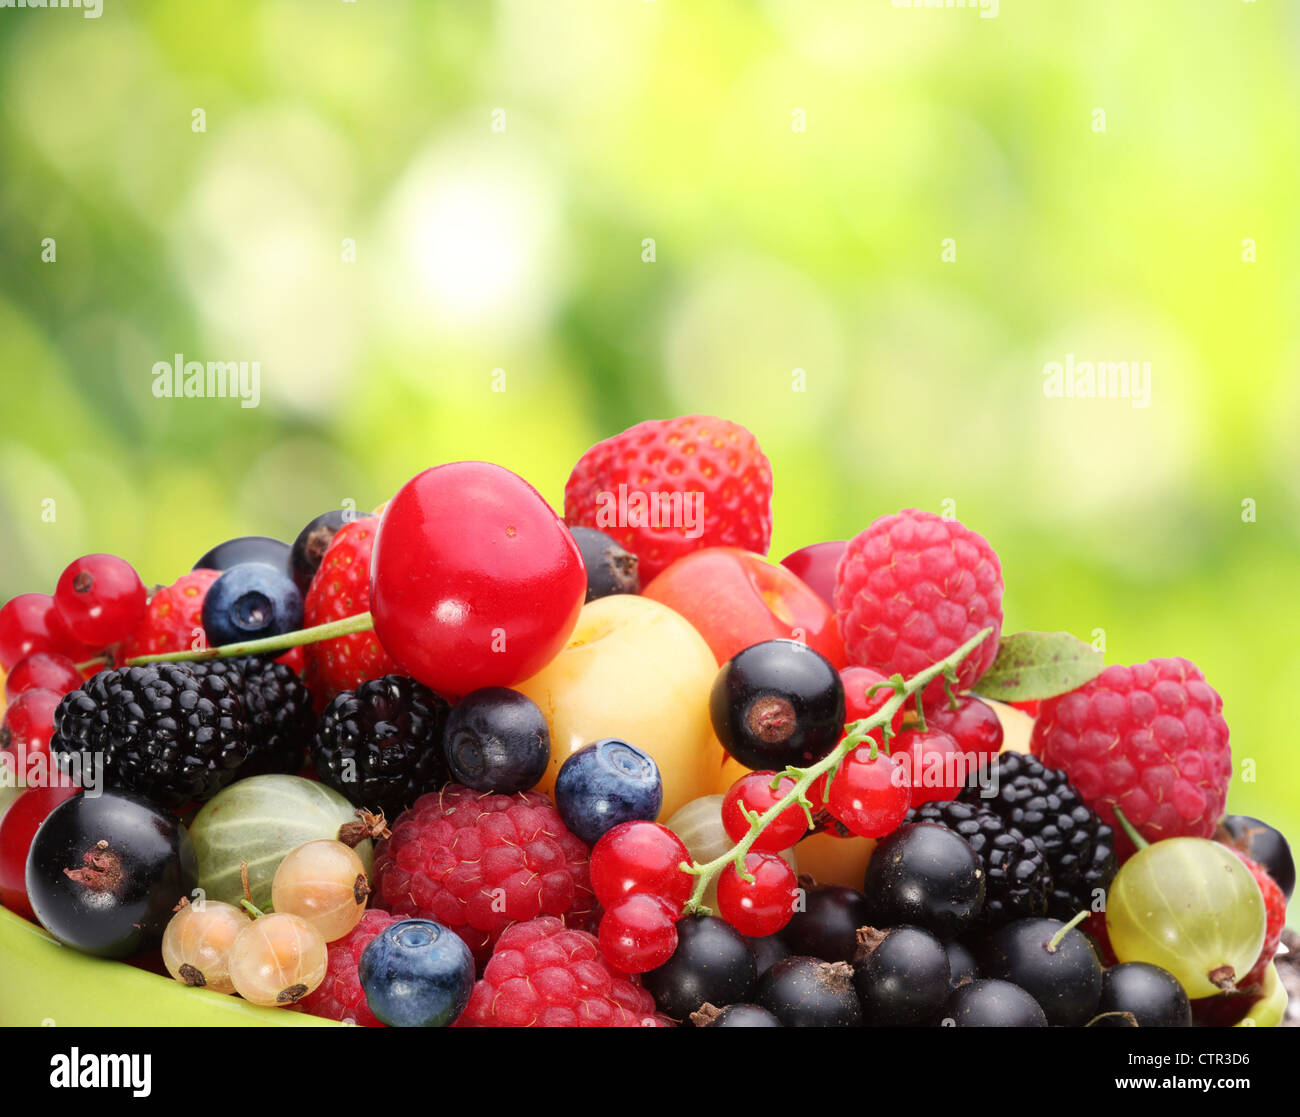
[[716, 851, 798, 937], [891, 727, 965, 807], [721, 771, 807, 851], [840, 665, 906, 743], [825, 743, 910, 838], [370, 462, 587, 697], [0, 687, 62, 781], [598, 893, 679, 973], [53, 554, 148, 648], [4, 652, 83, 702], [589, 821, 692, 911], [923, 694, 1003, 769], [0, 785, 80, 921], [0, 594, 91, 671]]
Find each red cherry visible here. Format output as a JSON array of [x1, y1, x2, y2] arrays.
[[778, 541, 846, 609], [716, 851, 797, 937], [0, 786, 80, 921], [598, 893, 680, 973], [721, 771, 807, 851], [1, 687, 62, 781], [370, 462, 587, 697], [923, 694, 1003, 770], [0, 594, 93, 671], [825, 743, 910, 838], [53, 554, 147, 648], [589, 821, 692, 911], [891, 727, 965, 807], [4, 652, 83, 702]]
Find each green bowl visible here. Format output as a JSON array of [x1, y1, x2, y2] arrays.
[[0, 905, 339, 1027]]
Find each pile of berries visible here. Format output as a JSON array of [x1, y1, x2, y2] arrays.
[[0, 414, 1291, 1029]]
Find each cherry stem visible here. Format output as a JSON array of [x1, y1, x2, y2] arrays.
[[680, 626, 996, 916], [122, 611, 375, 667], [1047, 909, 1089, 953], [1112, 805, 1149, 851]]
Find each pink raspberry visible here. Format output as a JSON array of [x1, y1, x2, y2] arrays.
[[458, 916, 671, 1027], [833, 509, 1003, 700], [299, 909, 403, 1027], [372, 785, 597, 967], [1030, 657, 1231, 858]]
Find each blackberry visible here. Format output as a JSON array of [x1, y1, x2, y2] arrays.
[[50, 662, 250, 809], [311, 674, 451, 816], [907, 800, 1050, 926], [201, 659, 316, 777], [961, 751, 1117, 919]]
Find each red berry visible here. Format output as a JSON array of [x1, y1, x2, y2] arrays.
[[779, 541, 847, 610], [825, 744, 911, 838], [0, 786, 80, 921], [597, 893, 680, 974], [891, 726, 965, 807], [4, 652, 83, 702], [301, 518, 399, 711], [299, 909, 404, 1027], [589, 821, 693, 911], [372, 462, 587, 697], [833, 509, 1003, 703], [716, 851, 797, 937], [564, 414, 774, 582], [0, 594, 92, 671], [1234, 853, 1286, 991], [840, 665, 906, 743], [1030, 657, 1232, 858], [119, 570, 220, 661], [721, 771, 807, 851], [53, 554, 147, 648], [924, 694, 1004, 769], [0, 687, 62, 781]]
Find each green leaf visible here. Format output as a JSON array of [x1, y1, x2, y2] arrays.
[[973, 631, 1104, 701]]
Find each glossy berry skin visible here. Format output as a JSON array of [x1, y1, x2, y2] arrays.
[[589, 821, 692, 910], [749, 933, 790, 977], [891, 727, 965, 808], [861, 823, 985, 941], [853, 925, 951, 1027], [923, 695, 1003, 771], [0, 594, 92, 671], [598, 893, 680, 974], [642, 914, 758, 1020], [716, 851, 798, 938], [781, 884, 872, 964], [358, 918, 475, 1027], [721, 771, 805, 851], [441, 687, 551, 796], [25, 789, 198, 958], [823, 744, 911, 839], [1092, 962, 1191, 1027], [1, 687, 61, 778], [53, 554, 147, 648], [702, 1003, 782, 1027], [710, 640, 845, 771], [839, 665, 906, 744], [945, 939, 979, 992], [4, 653, 84, 702], [119, 570, 219, 662], [201, 562, 303, 648], [0, 786, 81, 920], [977, 916, 1102, 1027], [757, 956, 863, 1027], [371, 462, 587, 697], [194, 535, 291, 575], [778, 541, 846, 610], [555, 737, 663, 844], [1219, 815, 1295, 901], [943, 978, 1047, 1027], [290, 510, 354, 595], [568, 526, 640, 602]]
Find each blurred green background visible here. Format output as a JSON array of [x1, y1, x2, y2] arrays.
[[1, 3, 1297, 893]]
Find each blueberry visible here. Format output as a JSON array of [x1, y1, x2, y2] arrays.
[[193, 536, 291, 575], [290, 510, 359, 595], [358, 919, 475, 1027], [568, 526, 640, 601], [554, 737, 663, 844], [441, 687, 550, 794], [201, 562, 303, 648]]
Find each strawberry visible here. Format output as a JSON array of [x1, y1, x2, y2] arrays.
[[119, 569, 220, 661], [302, 517, 398, 710], [564, 414, 773, 582]]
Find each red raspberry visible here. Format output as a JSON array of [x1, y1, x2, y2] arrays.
[[302, 518, 398, 711], [300, 909, 403, 1027], [459, 916, 670, 1027], [834, 509, 1003, 703], [1030, 657, 1231, 858], [1233, 853, 1285, 991], [373, 785, 597, 967], [119, 570, 219, 661], [564, 414, 774, 582]]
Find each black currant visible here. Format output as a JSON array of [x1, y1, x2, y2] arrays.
[[1218, 815, 1295, 901], [709, 640, 845, 770], [945, 939, 979, 993], [757, 956, 863, 1027], [642, 915, 757, 1022], [782, 883, 872, 963], [695, 1003, 783, 1027], [862, 822, 985, 940], [748, 934, 790, 977], [976, 916, 1102, 1027], [942, 978, 1048, 1027], [1090, 962, 1191, 1028], [568, 526, 640, 602], [853, 925, 951, 1027]]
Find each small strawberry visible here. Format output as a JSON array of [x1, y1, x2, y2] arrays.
[[302, 517, 398, 710], [119, 569, 220, 661], [1233, 852, 1286, 991], [564, 414, 773, 582]]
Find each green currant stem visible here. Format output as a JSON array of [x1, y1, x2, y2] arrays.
[[680, 626, 996, 916], [122, 611, 376, 667], [1047, 909, 1089, 953], [1112, 805, 1148, 851], [239, 899, 265, 920]]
